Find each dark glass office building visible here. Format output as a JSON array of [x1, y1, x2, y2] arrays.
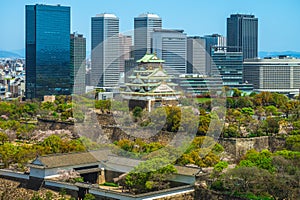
[[26, 4, 71, 99], [71, 33, 86, 95], [211, 46, 253, 93], [134, 13, 162, 61], [201, 34, 226, 75], [227, 14, 258, 59]]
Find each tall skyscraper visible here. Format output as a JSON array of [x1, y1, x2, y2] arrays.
[[134, 13, 162, 61], [152, 29, 187, 76], [187, 36, 206, 74], [227, 14, 258, 59], [91, 14, 119, 87], [25, 4, 71, 99], [201, 34, 226, 75], [119, 34, 133, 72], [71, 32, 86, 94]]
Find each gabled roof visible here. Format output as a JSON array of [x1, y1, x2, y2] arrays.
[[132, 77, 144, 84], [30, 152, 101, 169], [149, 68, 170, 78], [137, 53, 165, 63], [152, 82, 175, 93], [125, 87, 132, 92]]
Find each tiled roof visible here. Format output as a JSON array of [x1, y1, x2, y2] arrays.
[[30, 151, 109, 169], [137, 54, 165, 63], [174, 166, 201, 176]]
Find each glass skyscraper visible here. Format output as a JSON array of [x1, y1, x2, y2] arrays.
[[201, 34, 226, 75], [134, 13, 162, 61], [227, 14, 258, 59], [211, 46, 253, 93], [25, 4, 71, 99], [71, 33, 86, 95], [91, 14, 120, 87]]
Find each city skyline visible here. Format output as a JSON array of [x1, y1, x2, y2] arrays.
[[1, 0, 300, 53]]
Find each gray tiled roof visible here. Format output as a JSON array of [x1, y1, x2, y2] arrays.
[[31, 150, 110, 169]]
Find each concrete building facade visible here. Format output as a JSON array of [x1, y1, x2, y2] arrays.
[[187, 36, 206, 74], [152, 29, 187, 76], [243, 57, 300, 95], [91, 13, 120, 87]]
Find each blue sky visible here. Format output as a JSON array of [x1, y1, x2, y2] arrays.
[[1, 0, 300, 52]]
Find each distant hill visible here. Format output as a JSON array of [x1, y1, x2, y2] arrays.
[[0, 50, 23, 59], [259, 51, 300, 58]]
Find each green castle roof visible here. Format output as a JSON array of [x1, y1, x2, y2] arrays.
[[136, 53, 165, 63]]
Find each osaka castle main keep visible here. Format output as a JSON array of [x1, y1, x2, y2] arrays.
[[121, 53, 182, 111]]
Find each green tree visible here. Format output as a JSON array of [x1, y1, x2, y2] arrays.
[[180, 107, 198, 133], [165, 106, 181, 132], [132, 106, 143, 121], [0, 143, 19, 168], [265, 105, 278, 116], [222, 125, 240, 138], [176, 137, 221, 167], [125, 157, 177, 194], [235, 96, 253, 108], [197, 110, 210, 135], [241, 107, 254, 117], [211, 161, 229, 178], [286, 135, 300, 151], [213, 161, 229, 173], [83, 194, 95, 200], [232, 88, 242, 97], [45, 191, 53, 200], [95, 100, 111, 113], [149, 107, 167, 131], [226, 97, 235, 108], [41, 135, 62, 153], [41, 101, 55, 111], [0, 132, 8, 144], [222, 166, 272, 196], [31, 192, 43, 200], [239, 149, 275, 172]]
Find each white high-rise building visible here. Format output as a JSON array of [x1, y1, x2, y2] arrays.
[[152, 29, 187, 76], [134, 13, 162, 61], [91, 13, 120, 87], [187, 36, 206, 74]]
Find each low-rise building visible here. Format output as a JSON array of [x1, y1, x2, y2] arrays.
[[243, 56, 300, 96], [176, 74, 223, 97]]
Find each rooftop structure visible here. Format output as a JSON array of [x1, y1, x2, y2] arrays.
[[137, 13, 160, 18]]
